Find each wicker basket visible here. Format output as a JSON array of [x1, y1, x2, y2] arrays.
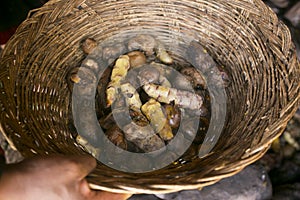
[[0, 0, 299, 194]]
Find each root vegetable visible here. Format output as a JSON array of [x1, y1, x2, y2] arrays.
[[156, 42, 173, 64], [128, 34, 157, 56], [181, 66, 206, 89], [81, 38, 97, 54], [143, 84, 203, 110], [141, 99, 174, 141], [120, 82, 142, 112], [138, 65, 160, 85], [102, 43, 127, 61], [123, 122, 165, 152], [164, 104, 181, 129], [106, 55, 130, 106], [127, 51, 147, 68], [105, 125, 127, 150]]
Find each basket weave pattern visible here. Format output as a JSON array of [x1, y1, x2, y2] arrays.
[[0, 0, 299, 193]]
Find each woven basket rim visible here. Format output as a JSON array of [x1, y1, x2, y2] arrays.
[[0, 0, 299, 194]]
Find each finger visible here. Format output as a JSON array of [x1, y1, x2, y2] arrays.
[[19, 155, 97, 180], [89, 191, 132, 200]]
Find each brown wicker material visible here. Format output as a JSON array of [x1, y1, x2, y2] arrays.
[[0, 0, 299, 194]]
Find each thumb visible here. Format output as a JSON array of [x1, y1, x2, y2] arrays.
[[64, 155, 97, 180]]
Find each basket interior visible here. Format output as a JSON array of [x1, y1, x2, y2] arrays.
[[0, 0, 299, 193]]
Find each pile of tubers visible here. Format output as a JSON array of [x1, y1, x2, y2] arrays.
[[67, 34, 230, 165]]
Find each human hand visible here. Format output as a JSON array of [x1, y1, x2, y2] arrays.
[[0, 155, 132, 200]]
